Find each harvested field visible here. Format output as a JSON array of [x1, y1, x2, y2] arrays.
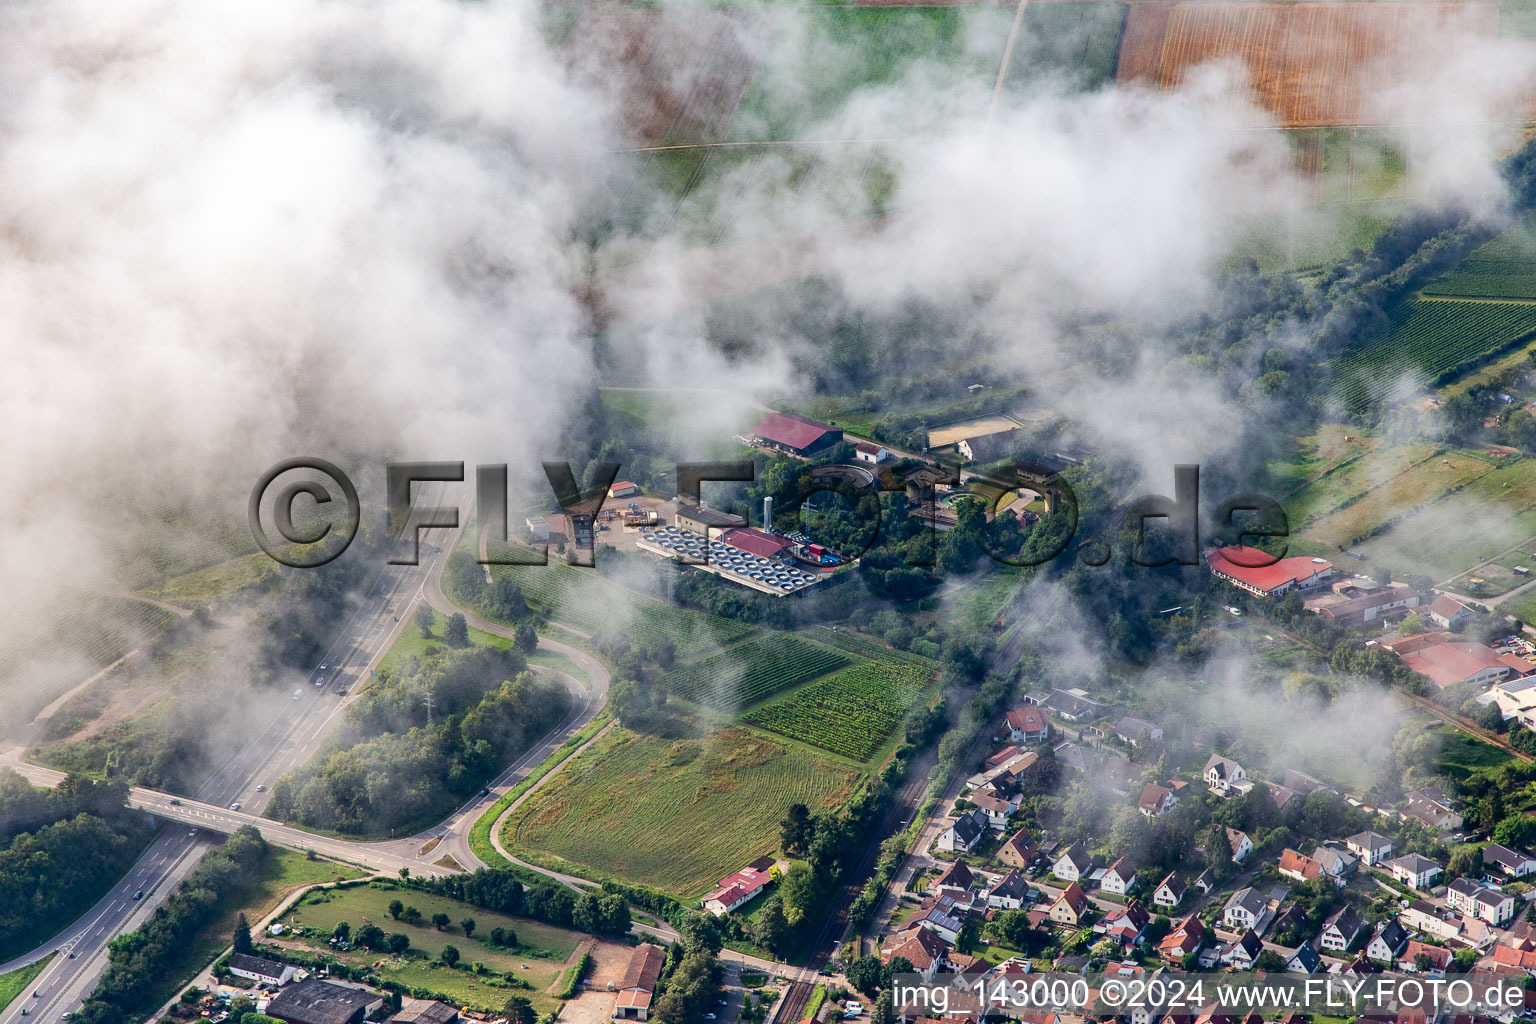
[[1123, 2, 1503, 127]]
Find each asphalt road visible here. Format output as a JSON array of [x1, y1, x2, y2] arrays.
[[0, 492, 461, 1023]]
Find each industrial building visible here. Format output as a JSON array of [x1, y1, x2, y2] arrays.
[[675, 504, 745, 538]]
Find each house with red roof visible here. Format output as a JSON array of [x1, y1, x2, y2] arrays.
[[702, 865, 773, 915], [615, 944, 666, 1020], [1206, 546, 1334, 597], [749, 413, 842, 457]]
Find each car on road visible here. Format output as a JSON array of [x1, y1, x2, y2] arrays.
[[229, 802, 241, 811], [133, 890, 143, 900]]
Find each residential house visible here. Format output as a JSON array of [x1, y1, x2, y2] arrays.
[[988, 870, 1031, 911], [1204, 755, 1247, 795], [266, 979, 384, 1024], [1223, 887, 1267, 933], [914, 897, 967, 943], [1483, 843, 1536, 879], [998, 828, 1038, 869], [1098, 901, 1151, 947], [1287, 942, 1321, 974], [614, 944, 667, 1021], [1115, 717, 1163, 746], [1492, 944, 1536, 971], [1153, 872, 1187, 909], [1401, 789, 1464, 831], [1100, 857, 1138, 896], [1312, 845, 1358, 880], [1053, 841, 1092, 882], [1447, 878, 1516, 925], [1158, 917, 1207, 965], [969, 787, 1019, 829], [1387, 853, 1442, 890], [1319, 905, 1363, 953], [932, 860, 975, 898], [1427, 593, 1474, 630], [1138, 783, 1179, 818], [882, 926, 952, 979], [1220, 930, 1263, 970], [1400, 940, 1453, 976], [228, 953, 296, 987], [1049, 881, 1089, 926], [1226, 828, 1254, 864], [1045, 689, 1103, 722], [936, 809, 988, 853], [1402, 900, 1464, 941], [999, 706, 1052, 745], [1279, 848, 1324, 883], [1367, 920, 1409, 964], [1345, 831, 1395, 866]]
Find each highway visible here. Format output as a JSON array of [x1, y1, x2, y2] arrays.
[[0, 489, 471, 1024]]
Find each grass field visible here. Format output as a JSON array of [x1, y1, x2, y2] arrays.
[[1001, 2, 1128, 93], [1280, 440, 1439, 528], [486, 558, 755, 655], [1348, 458, 1536, 581], [502, 710, 862, 898], [663, 634, 849, 711], [1298, 449, 1496, 550], [282, 883, 580, 1012], [146, 850, 366, 1012], [0, 955, 52, 1013], [139, 552, 277, 606], [727, 8, 1011, 143], [740, 658, 934, 763]]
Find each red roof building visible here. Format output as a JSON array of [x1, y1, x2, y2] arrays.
[[1206, 546, 1334, 597], [722, 528, 792, 560], [750, 413, 842, 456]]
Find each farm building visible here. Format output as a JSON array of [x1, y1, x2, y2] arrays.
[[1206, 546, 1334, 597], [265, 978, 383, 1024], [749, 412, 842, 457], [228, 953, 295, 986], [855, 441, 892, 464], [702, 865, 773, 915], [1381, 632, 1533, 689], [615, 944, 667, 1020], [675, 504, 745, 538]]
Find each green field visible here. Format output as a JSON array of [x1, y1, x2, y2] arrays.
[[664, 634, 849, 711], [1280, 441, 1438, 529], [1001, 2, 1128, 93], [1346, 458, 1536, 581], [1333, 299, 1536, 407], [1298, 449, 1496, 551], [740, 658, 934, 762], [146, 850, 366, 1012], [282, 883, 580, 1012], [727, 8, 1011, 143], [502, 711, 862, 898], [486, 558, 755, 655], [0, 955, 52, 1013]]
